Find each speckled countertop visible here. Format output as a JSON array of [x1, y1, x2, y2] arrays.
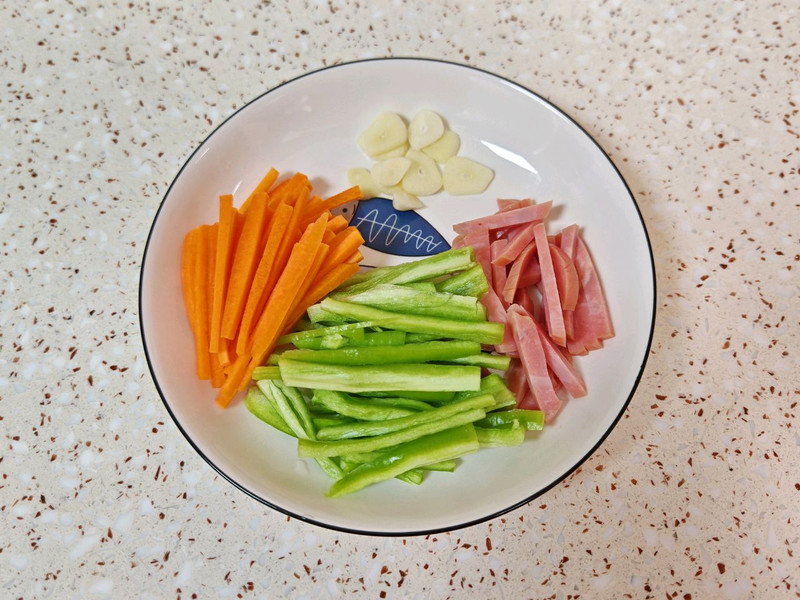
[[2, 1, 798, 598]]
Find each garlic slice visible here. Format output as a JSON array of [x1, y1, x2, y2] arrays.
[[442, 156, 494, 195], [347, 167, 383, 199], [391, 188, 424, 211], [371, 157, 412, 187], [422, 130, 460, 163], [357, 112, 408, 158], [408, 110, 445, 150], [401, 149, 442, 196]]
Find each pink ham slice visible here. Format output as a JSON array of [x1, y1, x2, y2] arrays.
[[497, 198, 533, 212], [502, 240, 537, 304], [574, 235, 614, 340], [533, 223, 566, 346], [564, 309, 575, 341], [559, 224, 579, 342], [465, 227, 516, 352], [567, 234, 614, 354], [490, 240, 509, 308], [462, 227, 493, 288], [548, 366, 563, 393], [532, 315, 587, 398], [517, 256, 541, 287], [453, 201, 553, 236], [559, 224, 579, 258], [514, 285, 536, 316], [507, 305, 562, 421], [505, 357, 528, 403], [492, 223, 537, 267], [518, 389, 539, 410], [549, 244, 579, 310]]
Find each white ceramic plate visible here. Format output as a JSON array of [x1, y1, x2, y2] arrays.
[[140, 58, 655, 535]]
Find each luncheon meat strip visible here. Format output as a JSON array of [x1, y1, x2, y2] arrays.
[[503, 240, 537, 304], [491, 239, 510, 308], [453, 201, 553, 236], [573, 235, 614, 341], [507, 306, 562, 421], [533, 223, 566, 346], [492, 223, 537, 267]]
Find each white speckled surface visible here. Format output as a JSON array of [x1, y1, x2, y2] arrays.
[[1, 1, 798, 598]]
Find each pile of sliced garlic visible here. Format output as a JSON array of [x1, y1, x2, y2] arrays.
[[348, 110, 494, 211]]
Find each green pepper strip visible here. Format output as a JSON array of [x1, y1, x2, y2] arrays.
[[244, 387, 295, 437], [281, 340, 480, 366], [475, 409, 545, 431], [474, 425, 526, 448], [326, 425, 479, 497], [311, 390, 421, 421], [315, 393, 494, 441], [314, 298, 505, 345], [298, 408, 486, 459]]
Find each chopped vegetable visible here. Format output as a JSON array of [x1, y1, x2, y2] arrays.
[[350, 109, 494, 208], [279, 359, 481, 394], [179, 169, 365, 407], [326, 425, 480, 498], [442, 156, 494, 196], [281, 340, 481, 366]]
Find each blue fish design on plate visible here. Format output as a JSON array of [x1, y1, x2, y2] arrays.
[[340, 197, 451, 258]]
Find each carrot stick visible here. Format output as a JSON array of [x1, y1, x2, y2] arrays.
[[216, 353, 251, 407], [221, 192, 270, 340], [282, 262, 360, 328], [249, 213, 329, 364], [319, 228, 364, 276], [305, 185, 364, 220], [204, 224, 225, 387], [307, 185, 362, 219], [344, 250, 363, 264], [236, 202, 294, 355], [209, 195, 236, 353], [239, 168, 279, 213], [182, 227, 212, 380], [302, 195, 324, 221], [269, 173, 310, 207], [279, 242, 330, 335], [326, 214, 349, 234], [181, 227, 198, 335], [262, 186, 309, 295]]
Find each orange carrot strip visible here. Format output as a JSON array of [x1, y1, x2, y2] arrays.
[[326, 214, 349, 234], [262, 186, 309, 294], [180, 229, 197, 320], [182, 227, 212, 380], [236, 202, 294, 355], [240, 168, 279, 213], [322, 228, 336, 244], [181, 228, 199, 340], [279, 242, 330, 336], [283, 262, 360, 329], [319, 227, 364, 276], [302, 195, 324, 220], [270, 173, 310, 207], [218, 336, 237, 368], [221, 192, 270, 340], [344, 250, 363, 264], [204, 224, 225, 387], [249, 213, 329, 364], [209, 195, 236, 353], [216, 353, 251, 407], [317, 185, 362, 214]]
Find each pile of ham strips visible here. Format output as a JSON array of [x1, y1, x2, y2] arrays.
[[452, 199, 614, 422]]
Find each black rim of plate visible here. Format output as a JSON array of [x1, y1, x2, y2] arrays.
[[138, 57, 657, 537]]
